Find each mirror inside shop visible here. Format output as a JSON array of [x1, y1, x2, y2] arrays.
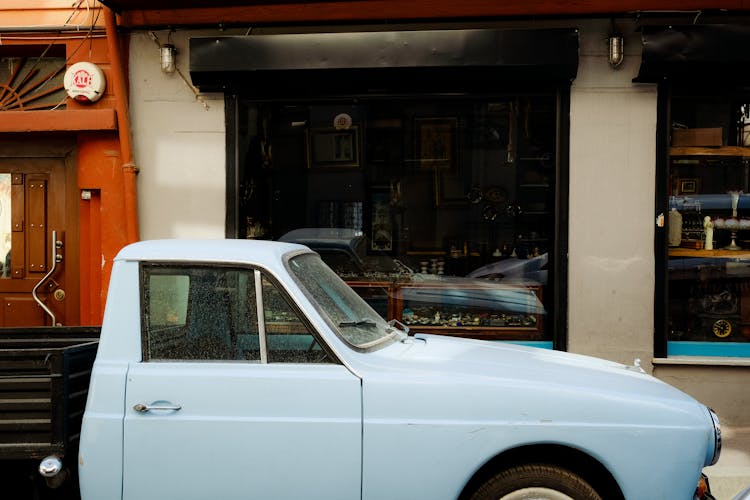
[[238, 97, 557, 341], [668, 93, 750, 345]]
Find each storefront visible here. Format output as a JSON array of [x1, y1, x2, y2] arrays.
[[188, 29, 578, 347], [96, 0, 750, 424]]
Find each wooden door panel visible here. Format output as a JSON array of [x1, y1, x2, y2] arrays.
[[10, 173, 24, 279], [27, 176, 48, 274], [1, 296, 46, 326], [0, 153, 76, 327]]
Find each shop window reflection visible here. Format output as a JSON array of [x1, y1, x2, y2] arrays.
[[239, 97, 557, 341]]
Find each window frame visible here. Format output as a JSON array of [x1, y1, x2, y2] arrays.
[[225, 88, 571, 351], [656, 81, 750, 358]]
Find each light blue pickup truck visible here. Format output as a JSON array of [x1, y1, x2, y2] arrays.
[[71, 239, 720, 500]]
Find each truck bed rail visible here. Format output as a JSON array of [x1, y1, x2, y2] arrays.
[[0, 327, 100, 460]]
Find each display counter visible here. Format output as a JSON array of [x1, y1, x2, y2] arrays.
[[348, 277, 544, 340]]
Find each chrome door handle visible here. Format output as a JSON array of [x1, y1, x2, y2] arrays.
[[32, 230, 63, 326], [133, 402, 182, 413]]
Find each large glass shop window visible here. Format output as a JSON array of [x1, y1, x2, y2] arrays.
[[238, 97, 557, 342], [667, 87, 750, 355]]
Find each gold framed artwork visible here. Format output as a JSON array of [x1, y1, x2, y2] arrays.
[[415, 118, 457, 170]]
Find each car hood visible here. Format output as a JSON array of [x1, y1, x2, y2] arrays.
[[360, 333, 707, 426]]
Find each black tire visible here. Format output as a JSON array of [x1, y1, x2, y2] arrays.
[[470, 464, 602, 500]]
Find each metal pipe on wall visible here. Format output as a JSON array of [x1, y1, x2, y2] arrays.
[[104, 7, 139, 244]]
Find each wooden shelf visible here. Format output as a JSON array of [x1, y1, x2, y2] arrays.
[[669, 247, 750, 258], [406, 325, 541, 341], [670, 146, 750, 157]]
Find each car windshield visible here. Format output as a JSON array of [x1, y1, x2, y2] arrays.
[[287, 252, 402, 350]]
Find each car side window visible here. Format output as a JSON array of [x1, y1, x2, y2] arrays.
[[142, 265, 260, 362], [261, 275, 333, 364], [141, 264, 333, 364]]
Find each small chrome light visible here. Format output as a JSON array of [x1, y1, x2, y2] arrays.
[[39, 455, 63, 477], [608, 33, 624, 68], [160, 44, 176, 74], [38, 455, 69, 489], [708, 408, 722, 466]]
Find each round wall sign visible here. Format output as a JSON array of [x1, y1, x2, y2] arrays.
[[333, 113, 353, 130], [63, 62, 106, 103]]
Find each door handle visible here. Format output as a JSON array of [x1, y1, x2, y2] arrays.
[[133, 402, 182, 413], [32, 230, 63, 326]]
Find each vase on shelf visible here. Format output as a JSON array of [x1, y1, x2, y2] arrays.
[[724, 218, 742, 250], [726, 191, 743, 250]]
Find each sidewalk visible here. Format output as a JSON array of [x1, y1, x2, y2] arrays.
[[708, 426, 750, 499]]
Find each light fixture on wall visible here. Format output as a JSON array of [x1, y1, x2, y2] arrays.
[[607, 32, 624, 69], [160, 44, 176, 74]]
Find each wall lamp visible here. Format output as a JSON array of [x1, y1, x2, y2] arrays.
[[160, 44, 176, 74], [608, 32, 624, 69]]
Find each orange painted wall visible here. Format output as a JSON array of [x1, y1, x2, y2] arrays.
[[0, 1, 105, 29], [0, 15, 132, 324], [77, 132, 129, 324]]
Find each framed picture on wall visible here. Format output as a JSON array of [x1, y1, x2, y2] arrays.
[[677, 177, 700, 195], [415, 118, 458, 170], [308, 127, 359, 168]]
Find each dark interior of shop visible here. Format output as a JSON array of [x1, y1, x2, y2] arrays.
[[238, 96, 556, 274]]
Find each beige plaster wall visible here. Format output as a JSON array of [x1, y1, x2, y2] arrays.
[[654, 363, 750, 426], [567, 20, 658, 367], [129, 30, 228, 240]]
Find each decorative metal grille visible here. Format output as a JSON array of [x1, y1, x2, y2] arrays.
[[0, 57, 67, 111]]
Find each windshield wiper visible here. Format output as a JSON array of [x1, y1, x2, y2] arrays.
[[339, 318, 377, 328]]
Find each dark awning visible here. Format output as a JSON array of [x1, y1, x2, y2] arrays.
[[635, 24, 750, 83], [189, 28, 579, 95]]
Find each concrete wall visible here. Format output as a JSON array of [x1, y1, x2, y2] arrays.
[[654, 362, 750, 426], [129, 30, 227, 240], [568, 20, 658, 367]]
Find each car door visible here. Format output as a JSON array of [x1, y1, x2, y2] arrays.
[[122, 263, 362, 500]]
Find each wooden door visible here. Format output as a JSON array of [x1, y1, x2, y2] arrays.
[[0, 140, 79, 327]]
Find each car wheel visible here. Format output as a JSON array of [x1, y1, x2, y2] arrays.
[[470, 464, 602, 500]]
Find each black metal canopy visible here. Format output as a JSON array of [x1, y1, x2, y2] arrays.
[[635, 24, 750, 83], [189, 28, 579, 95]]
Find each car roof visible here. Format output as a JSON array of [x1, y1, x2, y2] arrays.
[[114, 239, 311, 265]]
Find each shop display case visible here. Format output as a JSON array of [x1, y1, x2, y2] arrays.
[[668, 253, 750, 342], [666, 104, 750, 342], [348, 277, 544, 340]]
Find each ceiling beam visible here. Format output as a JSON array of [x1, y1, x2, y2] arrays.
[[105, 0, 750, 28]]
